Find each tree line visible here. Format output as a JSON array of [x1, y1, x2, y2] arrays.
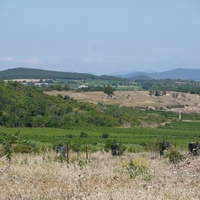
[[0, 67, 127, 81], [138, 79, 200, 95]]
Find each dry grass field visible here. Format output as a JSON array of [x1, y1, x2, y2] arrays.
[[45, 91, 200, 113], [0, 151, 199, 200]]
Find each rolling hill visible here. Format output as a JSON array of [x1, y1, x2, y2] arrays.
[[0, 67, 127, 81], [121, 68, 200, 81], [1, 67, 200, 81]]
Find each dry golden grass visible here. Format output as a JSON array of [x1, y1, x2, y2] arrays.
[[0, 151, 199, 199], [45, 90, 200, 113]]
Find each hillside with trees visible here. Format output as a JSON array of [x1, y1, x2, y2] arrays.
[[0, 80, 160, 128], [0, 67, 127, 81], [1, 80, 186, 128], [0, 68, 97, 80]]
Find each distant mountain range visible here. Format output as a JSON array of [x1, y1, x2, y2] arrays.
[[1, 67, 200, 81], [119, 68, 200, 81], [0, 67, 126, 81]]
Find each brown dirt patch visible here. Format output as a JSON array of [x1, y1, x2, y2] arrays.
[[45, 91, 200, 113]]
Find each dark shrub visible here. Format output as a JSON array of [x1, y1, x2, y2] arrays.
[[102, 132, 109, 138], [80, 132, 88, 138]]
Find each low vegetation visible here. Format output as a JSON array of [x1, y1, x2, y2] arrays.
[[0, 151, 199, 199], [139, 79, 200, 94]]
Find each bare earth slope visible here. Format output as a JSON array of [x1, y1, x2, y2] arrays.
[[45, 91, 200, 113]]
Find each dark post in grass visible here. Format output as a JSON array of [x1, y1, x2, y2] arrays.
[[86, 146, 88, 160], [66, 144, 69, 164]]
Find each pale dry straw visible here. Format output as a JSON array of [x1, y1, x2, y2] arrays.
[[0, 151, 199, 200]]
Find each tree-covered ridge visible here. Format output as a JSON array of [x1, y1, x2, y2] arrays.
[[0, 67, 127, 81], [0, 81, 178, 128], [0, 67, 97, 80], [0, 81, 118, 127]]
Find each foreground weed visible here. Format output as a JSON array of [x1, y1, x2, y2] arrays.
[[2, 131, 19, 164], [122, 157, 149, 178], [165, 148, 185, 164], [78, 159, 88, 169]]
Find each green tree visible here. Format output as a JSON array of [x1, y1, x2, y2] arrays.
[[104, 85, 115, 97], [2, 131, 19, 163], [54, 84, 62, 91], [63, 84, 70, 91]]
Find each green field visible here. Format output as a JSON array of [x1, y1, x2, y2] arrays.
[[1, 120, 199, 152], [55, 78, 141, 91]]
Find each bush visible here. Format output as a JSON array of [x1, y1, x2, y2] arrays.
[[121, 157, 149, 179], [127, 144, 144, 153], [104, 140, 126, 155], [104, 140, 117, 152], [165, 148, 185, 164], [0, 145, 4, 157], [66, 133, 73, 138], [80, 132, 88, 138], [21, 140, 51, 153], [12, 144, 32, 153], [101, 132, 109, 138], [2, 131, 19, 163]]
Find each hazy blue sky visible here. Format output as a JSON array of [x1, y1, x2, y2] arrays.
[[0, 0, 200, 75]]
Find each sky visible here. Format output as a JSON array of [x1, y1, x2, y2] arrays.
[[0, 0, 200, 75]]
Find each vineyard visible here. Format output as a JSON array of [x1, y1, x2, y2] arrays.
[[1, 120, 200, 154]]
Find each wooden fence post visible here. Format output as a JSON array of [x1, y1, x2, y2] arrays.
[[86, 147, 88, 160], [66, 143, 69, 164], [76, 145, 80, 159]]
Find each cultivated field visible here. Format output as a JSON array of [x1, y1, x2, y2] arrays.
[[0, 151, 199, 200], [45, 91, 200, 113], [1, 126, 199, 151]]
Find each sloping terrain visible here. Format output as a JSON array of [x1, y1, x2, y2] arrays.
[[46, 91, 200, 113], [122, 68, 200, 81], [0, 67, 127, 81]]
